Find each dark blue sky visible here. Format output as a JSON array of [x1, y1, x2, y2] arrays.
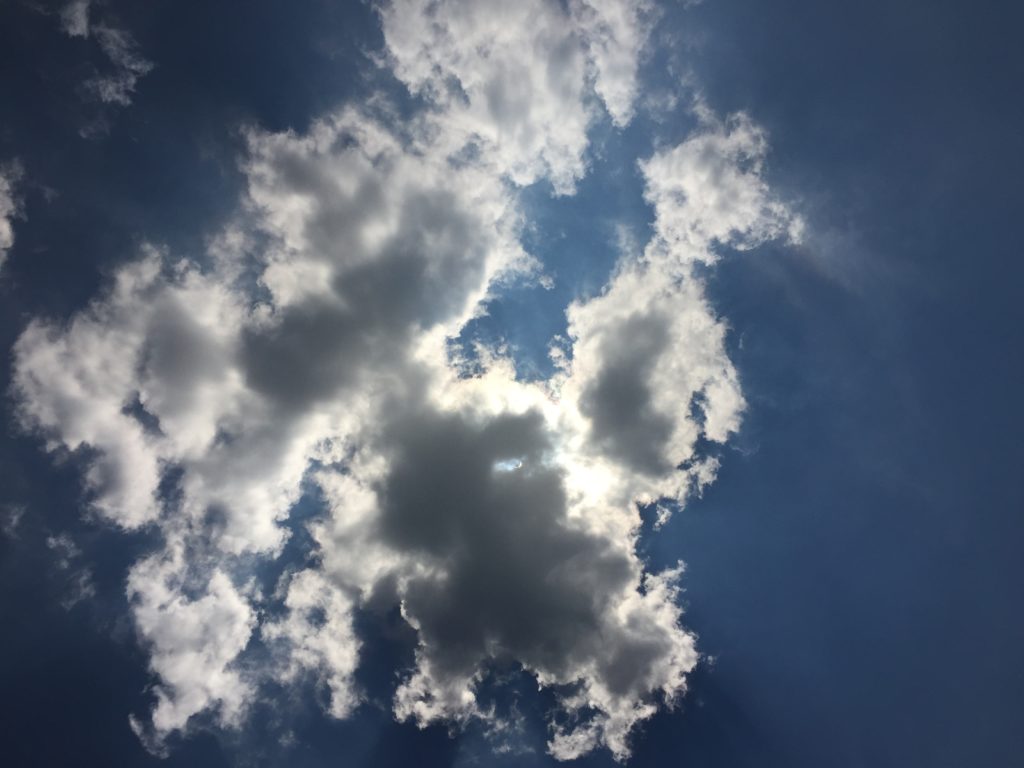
[[1, 1, 1022, 766]]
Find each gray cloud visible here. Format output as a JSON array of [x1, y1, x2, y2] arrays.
[[59, 0, 90, 38], [378, 409, 634, 678], [239, 181, 491, 408], [579, 311, 675, 475], [0, 164, 21, 273]]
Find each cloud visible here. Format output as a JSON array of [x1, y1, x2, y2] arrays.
[[12, 105, 538, 744], [559, 114, 804, 500], [59, 0, 90, 38], [0, 165, 20, 273], [640, 108, 805, 263], [1, 505, 25, 538], [571, 0, 655, 126], [378, 0, 653, 192], [46, 532, 97, 609], [56, 2, 153, 108], [10, 0, 801, 761], [262, 568, 361, 719], [361, 406, 697, 760], [45, 532, 82, 569], [127, 552, 256, 737], [84, 24, 154, 105], [13, 255, 176, 530]]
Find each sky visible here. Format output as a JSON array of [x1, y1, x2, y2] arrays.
[[0, 1, 1022, 766]]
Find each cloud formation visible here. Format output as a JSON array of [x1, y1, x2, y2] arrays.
[[12, 0, 801, 760]]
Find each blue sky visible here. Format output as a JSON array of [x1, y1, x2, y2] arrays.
[[0, 1, 1021, 766]]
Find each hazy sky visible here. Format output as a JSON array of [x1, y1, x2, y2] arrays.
[[0, 1, 1021, 766]]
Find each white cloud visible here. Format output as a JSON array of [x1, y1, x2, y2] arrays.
[[379, 0, 592, 192], [562, 264, 743, 498], [641, 109, 804, 265], [378, 0, 653, 192], [13, 256, 167, 529], [262, 569, 361, 719], [11, 1, 801, 760], [571, 0, 655, 126], [127, 552, 256, 736]]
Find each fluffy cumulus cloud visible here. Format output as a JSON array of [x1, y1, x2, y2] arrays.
[[570, 0, 655, 126], [127, 551, 256, 739], [12, 0, 801, 761], [641, 108, 805, 263], [378, 0, 654, 192]]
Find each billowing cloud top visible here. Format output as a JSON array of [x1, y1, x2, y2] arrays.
[[11, 0, 800, 761]]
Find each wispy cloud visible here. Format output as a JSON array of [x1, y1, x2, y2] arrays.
[[83, 24, 153, 106], [59, 0, 90, 38], [45, 533, 97, 610], [57, 1, 153, 111]]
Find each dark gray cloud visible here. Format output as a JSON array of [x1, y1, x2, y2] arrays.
[[240, 188, 489, 407], [378, 408, 633, 678], [579, 311, 675, 475]]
